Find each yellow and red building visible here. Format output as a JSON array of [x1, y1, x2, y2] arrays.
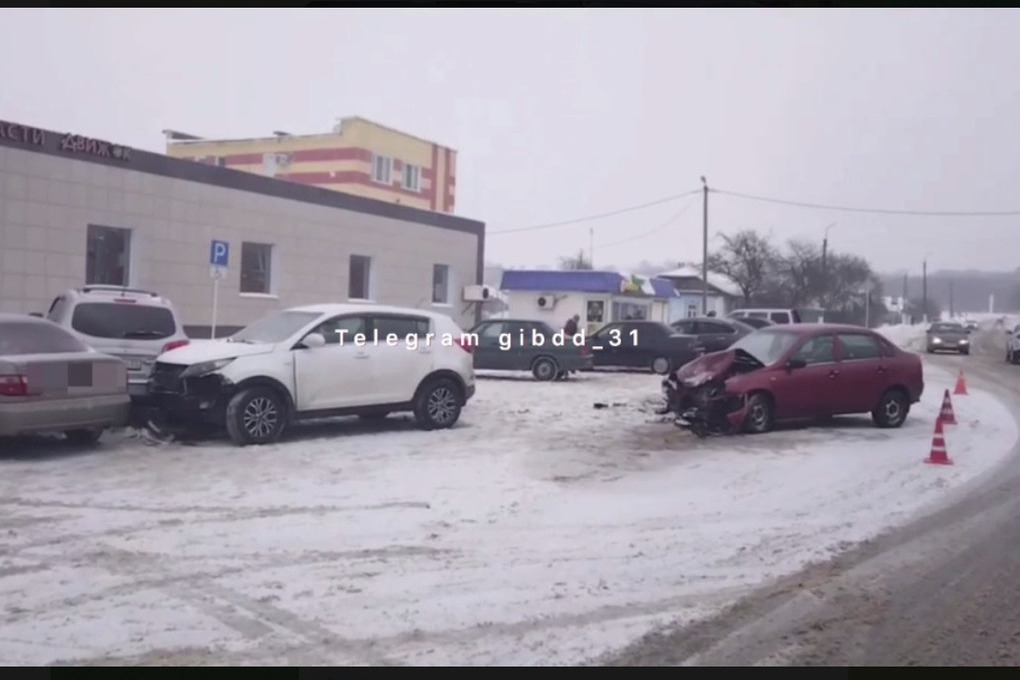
[[164, 117, 457, 214]]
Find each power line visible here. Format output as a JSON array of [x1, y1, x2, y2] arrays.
[[596, 197, 698, 249], [712, 188, 1020, 217], [488, 188, 702, 235]]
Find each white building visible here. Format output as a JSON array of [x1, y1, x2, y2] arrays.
[[499, 269, 679, 333], [0, 117, 486, 336], [655, 266, 741, 319]]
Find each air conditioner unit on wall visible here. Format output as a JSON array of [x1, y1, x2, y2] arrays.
[[536, 294, 557, 310]]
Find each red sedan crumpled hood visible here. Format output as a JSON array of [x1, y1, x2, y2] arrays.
[[674, 349, 765, 387]]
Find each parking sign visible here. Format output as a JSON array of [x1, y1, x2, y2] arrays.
[[210, 240, 229, 267]]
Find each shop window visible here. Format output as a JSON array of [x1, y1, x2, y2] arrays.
[[85, 224, 131, 286], [432, 264, 450, 304], [586, 300, 605, 323], [240, 242, 274, 294], [613, 301, 649, 321]]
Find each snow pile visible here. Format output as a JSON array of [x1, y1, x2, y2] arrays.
[[876, 322, 929, 351], [0, 367, 1017, 665]]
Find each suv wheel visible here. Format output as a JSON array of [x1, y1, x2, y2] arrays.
[[414, 378, 462, 430], [225, 387, 288, 446]]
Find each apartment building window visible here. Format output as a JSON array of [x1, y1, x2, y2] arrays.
[[371, 154, 392, 184], [240, 242, 274, 294], [349, 254, 372, 300], [403, 164, 421, 192], [432, 264, 450, 304], [85, 224, 132, 286]]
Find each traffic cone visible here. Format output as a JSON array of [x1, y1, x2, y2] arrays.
[[953, 370, 969, 396], [938, 389, 957, 425], [925, 418, 953, 465]]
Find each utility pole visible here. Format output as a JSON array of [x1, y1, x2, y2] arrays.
[[701, 176, 709, 315], [902, 273, 908, 323], [589, 227, 594, 269], [821, 223, 835, 307], [922, 258, 928, 323], [949, 278, 954, 318]]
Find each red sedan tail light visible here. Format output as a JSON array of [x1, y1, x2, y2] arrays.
[[0, 375, 28, 397]]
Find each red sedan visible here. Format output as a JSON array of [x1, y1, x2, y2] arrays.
[[662, 323, 924, 436]]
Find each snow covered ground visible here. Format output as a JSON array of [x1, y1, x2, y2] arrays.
[[0, 336, 1017, 665]]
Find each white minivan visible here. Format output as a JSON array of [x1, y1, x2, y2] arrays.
[[45, 285, 190, 398]]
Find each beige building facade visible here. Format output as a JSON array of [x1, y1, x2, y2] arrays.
[[0, 119, 485, 336]]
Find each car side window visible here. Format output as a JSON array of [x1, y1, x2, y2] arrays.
[[673, 320, 696, 334], [622, 323, 649, 345], [701, 321, 735, 334], [311, 315, 367, 345], [476, 322, 505, 342], [791, 335, 835, 365], [769, 312, 789, 324], [837, 333, 882, 361], [372, 315, 430, 341]]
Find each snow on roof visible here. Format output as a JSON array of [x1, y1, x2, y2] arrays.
[[657, 266, 742, 297], [500, 270, 678, 298]]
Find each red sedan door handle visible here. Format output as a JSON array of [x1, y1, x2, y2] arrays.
[[828, 369, 839, 378]]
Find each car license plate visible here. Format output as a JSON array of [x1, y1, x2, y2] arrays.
[[125, 360, 143, 371]]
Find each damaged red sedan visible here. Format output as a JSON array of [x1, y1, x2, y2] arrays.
[[661, 324, 924, 437]]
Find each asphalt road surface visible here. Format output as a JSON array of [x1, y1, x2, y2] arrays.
[[604, 325, 1020, 666]]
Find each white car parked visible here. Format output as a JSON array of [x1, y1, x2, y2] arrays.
[[1006, 323, 1020, 364], [147, 304, 477, 445]]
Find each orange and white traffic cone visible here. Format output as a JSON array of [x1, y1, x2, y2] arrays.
[[938, 388, 957, 425], [925, 418, 953, 465], [953, 370, 969, 396]]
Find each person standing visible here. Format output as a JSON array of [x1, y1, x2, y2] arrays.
[[563, 313, 580, 337]]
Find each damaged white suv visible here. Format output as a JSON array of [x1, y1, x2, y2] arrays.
[[146, 304, 477, 445]]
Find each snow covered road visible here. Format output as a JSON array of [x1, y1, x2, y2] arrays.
[[0, 337, 1017, 665]]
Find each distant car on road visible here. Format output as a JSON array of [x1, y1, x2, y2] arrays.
[[586, 320, 703, 374], [147, 304, 476, 446], [727, 308, 803, 325], [0, 313, 130, 443], [964, 319, 978, 332], [925, 321, 970, 355], [670, 316, 757, 353], [466, 318, 592, 381], [663, 323, 924, 436]]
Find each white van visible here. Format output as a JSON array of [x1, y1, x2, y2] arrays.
[[727, 308, 803, 325], [45, 285, 190, 398]]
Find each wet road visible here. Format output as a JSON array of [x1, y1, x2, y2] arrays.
[[606, 325, 1020, 666]]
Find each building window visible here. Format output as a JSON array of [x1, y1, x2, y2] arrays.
[[403, 164, 421, 192], [613, 301, 649, 321], [432, 264, 450, 304], [687, 304, 698, 318], [586, 300, 605, 323], [349, 254, 372, 300], [240, 242, 274, 294], [371, 155, 392, 184], [85, 224, 131, 286]]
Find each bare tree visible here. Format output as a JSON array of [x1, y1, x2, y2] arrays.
[[558, 249, 593, 270], [704, 230, 777, 304]]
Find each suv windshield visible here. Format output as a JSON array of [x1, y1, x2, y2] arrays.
[[0, 321, 88, 355], [730, 329, 800, 365], [71, 302, 176, 340], [231, 310, 321, 344], [932, 323, 963, 332]]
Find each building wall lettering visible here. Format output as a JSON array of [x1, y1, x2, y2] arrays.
[[59, 133, 131, 161], [0, 121, 46, 146]]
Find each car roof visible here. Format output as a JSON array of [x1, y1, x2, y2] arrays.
[[0, 313, 49, 324], [757, 323, 877, 334], [287, 303, 452, 320], [62, 285, 175, 307]]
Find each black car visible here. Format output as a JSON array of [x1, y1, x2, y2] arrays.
[[467, 318, 593, 380], [670, 316, 757, 353], [586, 320, 702, 374], [734, 316, 774, 330]]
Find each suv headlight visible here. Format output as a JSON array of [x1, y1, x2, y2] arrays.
[[180, 358, 234, 378]]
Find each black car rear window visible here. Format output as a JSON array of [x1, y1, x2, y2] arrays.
[[0, 321, 88, 355], [71, 302, 176, 340]]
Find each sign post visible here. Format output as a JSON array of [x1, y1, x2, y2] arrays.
[[209, 240, 229, 338]]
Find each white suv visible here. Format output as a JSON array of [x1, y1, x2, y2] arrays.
[[146, 303, 477, 445], [45, 285, 190, 399], [1007, 324, 1020, 364]]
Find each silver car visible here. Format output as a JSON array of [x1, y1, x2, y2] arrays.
[[0, 313, 130, 443], [925, 321, 970, 355]]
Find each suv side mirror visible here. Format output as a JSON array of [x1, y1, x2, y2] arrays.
[[301, 332, 326, 349], [786, 357, 807, 370]]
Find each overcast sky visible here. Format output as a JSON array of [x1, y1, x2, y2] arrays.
[[2, 8, 1018, 275]]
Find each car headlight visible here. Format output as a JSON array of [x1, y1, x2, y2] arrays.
[[932, 337, 942, 343], [179, 358, 234, 378], [960, 338, 969, 344]]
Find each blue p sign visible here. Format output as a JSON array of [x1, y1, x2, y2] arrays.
[[210, 240, 229, 267]]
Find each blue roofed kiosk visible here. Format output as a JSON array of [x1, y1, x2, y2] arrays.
[[499, 270, 680, 334]]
